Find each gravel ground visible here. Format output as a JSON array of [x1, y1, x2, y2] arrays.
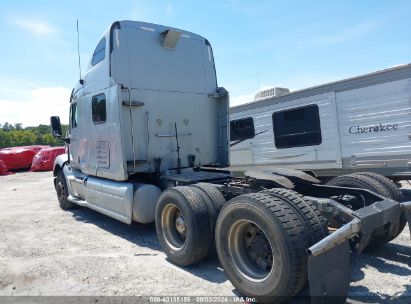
[[0, 172, 410, 303]]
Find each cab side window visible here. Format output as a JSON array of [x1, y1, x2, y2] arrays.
[[92, 94, 106, 124], [91, 37, 106, 66]]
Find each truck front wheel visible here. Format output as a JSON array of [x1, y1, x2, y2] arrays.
[[55, 170, 76, 210]]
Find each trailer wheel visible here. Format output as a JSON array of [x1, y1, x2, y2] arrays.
[[215, 192, 307, 302], [354, 172, 403, 202], [155, 186, 211, 266], [327, 173, 404, 247], [353, 172, 406, 245], [327, 173, 391, 199], [55, 170, 76, 210], [190, 184, 226, 257], [261, 188, 328, 245]]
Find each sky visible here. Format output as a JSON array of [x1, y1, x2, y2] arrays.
[[0, 0, 410, 127]]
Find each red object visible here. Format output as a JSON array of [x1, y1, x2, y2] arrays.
[[0, 159, 12, 175], [0, 145, 49, 172], [30, 147, 66, 172]]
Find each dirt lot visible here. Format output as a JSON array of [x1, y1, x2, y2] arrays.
[[0, 172, 410, 303]]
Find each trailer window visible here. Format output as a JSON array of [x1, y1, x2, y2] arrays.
[[273, 104, 322, 148], [230, 117, 255, 142], [70, 103, 78, 129], [91, 37, 106, 66], [92, 94, 106, 124]]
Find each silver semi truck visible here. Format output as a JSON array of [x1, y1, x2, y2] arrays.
[[50, 20, 411, 303]]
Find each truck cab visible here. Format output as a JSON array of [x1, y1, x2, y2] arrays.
[[51, 20, 229, 225], [68, 20, 229, 181]]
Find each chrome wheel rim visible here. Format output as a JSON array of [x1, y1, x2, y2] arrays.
[[228, 220, 274, 282]]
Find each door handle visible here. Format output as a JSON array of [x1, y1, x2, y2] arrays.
[[122, 100, 144, 106]]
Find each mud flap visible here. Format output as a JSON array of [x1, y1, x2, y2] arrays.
[[308, 240, 350, 304]]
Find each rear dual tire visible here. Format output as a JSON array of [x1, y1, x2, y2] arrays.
[[261, 188, 328, 244], [191, 183, 226, 257], [155, 184, 225, 266], [155, 185, 331, 302], [155, 186, 211, 266], [215, 192, 326, 303]]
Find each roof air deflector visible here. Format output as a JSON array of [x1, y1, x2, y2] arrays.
[[161, 29, 181, 49]]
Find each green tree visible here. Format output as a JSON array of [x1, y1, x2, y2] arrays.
[[0, 130, 12, 148], [9, 130, 36, 146], [2, 122, 14, 131], [0, 122, 67, 148]]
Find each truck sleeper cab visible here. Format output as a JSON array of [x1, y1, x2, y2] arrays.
[[68, 20, 229, 182], [51, 20, 411, 303]]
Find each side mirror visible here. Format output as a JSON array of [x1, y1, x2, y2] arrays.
[[50, 116, 63, 137]]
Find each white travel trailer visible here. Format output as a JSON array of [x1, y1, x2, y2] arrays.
[[230, 64, 411, 180], [50, 21, 411, 303]]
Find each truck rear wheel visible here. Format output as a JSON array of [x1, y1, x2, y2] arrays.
[[261, 188, 328, 245], [192, 183, 226, 212], [327, 173, 404, 247], [215, 192, 307, 303], [55, 170, 76, 210], [155, 186, 211, 266], [190, 183, 225, 257]]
